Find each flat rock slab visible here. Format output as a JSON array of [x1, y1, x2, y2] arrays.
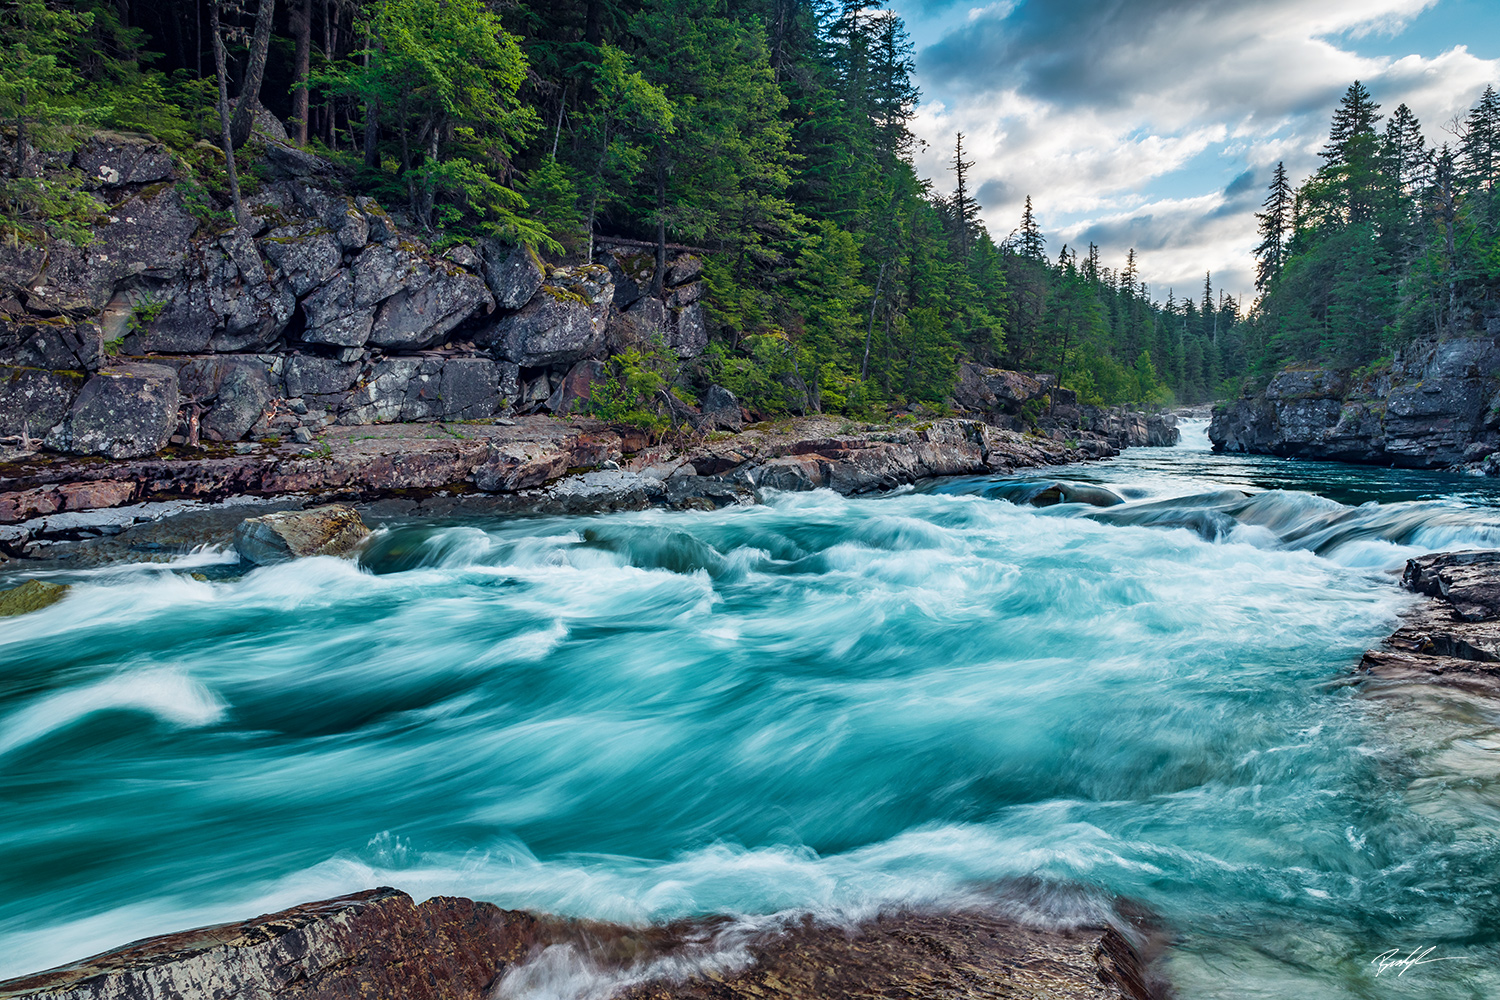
[[233, 504, 370, 564], [0, 889, 1161, 1000]]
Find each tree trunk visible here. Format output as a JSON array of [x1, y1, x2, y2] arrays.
[[208, 1, 247, 227], [229, 0, 277, 148], [291, 0, 312, 144]]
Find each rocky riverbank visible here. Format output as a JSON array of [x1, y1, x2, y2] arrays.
[[0, 886, 1162, 1000], [1209, 334, 1500, 472], [0, 408, 1175, 565], [1359, 550, 1500, 694]]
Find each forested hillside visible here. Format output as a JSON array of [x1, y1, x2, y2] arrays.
[[1247, 81, 1500, 383], [3, 0, 1275, 411]]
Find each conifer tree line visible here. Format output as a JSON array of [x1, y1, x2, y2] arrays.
[[1249, 80, 1500, 380], [2, 0, 1249, 410]]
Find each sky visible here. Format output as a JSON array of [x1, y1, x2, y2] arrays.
[[889, 0, 1500, 304]]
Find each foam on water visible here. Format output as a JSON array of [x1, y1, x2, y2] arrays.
[[4, 432, 1500, 996]]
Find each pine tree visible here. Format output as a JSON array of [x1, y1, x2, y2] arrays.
[[1461, 85, 1500, 191], [1384, 103, 1427, 191], [1254, 161, 1293, 290], [1017, 195, 1045, 260], [949, 131, 979, 262], [1322, 81, 1382, 169]]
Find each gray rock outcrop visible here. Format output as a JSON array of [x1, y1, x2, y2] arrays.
[[1210, 336, 1500, 470], [43, 363, 179, 458], [0, 366, 84, 439], [474, 264, 612, 366]]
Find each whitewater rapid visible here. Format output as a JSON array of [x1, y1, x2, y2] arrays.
[[3, 417, 1499, 997]]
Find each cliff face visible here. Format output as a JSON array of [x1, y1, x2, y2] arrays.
[[1209, 335, 1500, 472], [0, 132, 709, 458]]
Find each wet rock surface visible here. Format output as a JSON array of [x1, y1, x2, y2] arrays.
[[0, 578, 68, 616], [1359, 550, 1500, 693], [1210, 336, 1500, 471], [0, 888, 1162, 1000], [233, 504, 370, 564]]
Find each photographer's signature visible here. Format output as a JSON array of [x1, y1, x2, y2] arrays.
[[1371, 946, 1462, 977]]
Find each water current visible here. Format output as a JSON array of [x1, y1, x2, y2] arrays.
[[3, 419, 1500, 997]]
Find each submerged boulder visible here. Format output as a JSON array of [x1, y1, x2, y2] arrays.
[[0, 579, 69, 617], [43, 362, 179, 458], [233, 504, 370, 565]]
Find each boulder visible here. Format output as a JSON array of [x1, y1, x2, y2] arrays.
[[665, 253, 703, 286], [201, 361, 275, 441], [284, 354, 362, 399], [260, 140, 340, 181], [0, 366, 85, 438], [1403, 550, 1500, 622], [546, 359, 604, 415], [301, 243, 489, 350], [21, 187, 199, 316], [0, 579, 69, 617], [607, 297, 669, 352], [288, 182, 368, 251], [259, 222, 344, 296], [0, 318, 105, 371], [473, 440, 572, 492], [697, 384, 743, 431], [479, 240, 544, 310], [72, 131, 175, 189], [439, 357, 516, 421], [133, 231, 296, 353], [356, 197, 397, 243], [0, 888, 1157, 1000], [0, 888, 557, 1000], [952, 363, 1054, 416], [367, 266, 493, 350], [44, 362, 179, 458], [668, 301, 708, 357], [600, 247, 654, 309], [666, 280, 702, 307], [337, 358, 442, 424], [515, 371, 553, 412], [234, 504, 370, 564], [474, 265, 612, 366]]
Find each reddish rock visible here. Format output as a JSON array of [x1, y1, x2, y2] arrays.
[[57, 480, 135, 511], [0, 891, 1162, 1000]]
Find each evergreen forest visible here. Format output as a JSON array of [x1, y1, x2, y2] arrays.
[[3, 0, 1497, 413]]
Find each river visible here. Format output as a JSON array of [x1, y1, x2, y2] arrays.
[[3, 419, 1499, 997]]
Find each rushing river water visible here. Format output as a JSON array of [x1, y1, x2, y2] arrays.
[[4, 419, 1500, 997]]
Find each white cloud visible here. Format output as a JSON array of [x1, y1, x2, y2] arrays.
[[903, 0, 1500, 300]]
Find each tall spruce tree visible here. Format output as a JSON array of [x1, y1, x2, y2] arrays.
[[1254, 161, 1293, 290]]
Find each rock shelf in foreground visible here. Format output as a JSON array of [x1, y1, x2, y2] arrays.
[[0, 888, 1160, 1000]]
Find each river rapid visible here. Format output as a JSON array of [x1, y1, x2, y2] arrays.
[[4, 419, 1500, 998]]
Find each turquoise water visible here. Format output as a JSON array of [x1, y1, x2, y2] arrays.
[[3, 420, 1500, 997]]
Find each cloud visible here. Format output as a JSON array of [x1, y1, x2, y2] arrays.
[[902, 0, 1500, 299]]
